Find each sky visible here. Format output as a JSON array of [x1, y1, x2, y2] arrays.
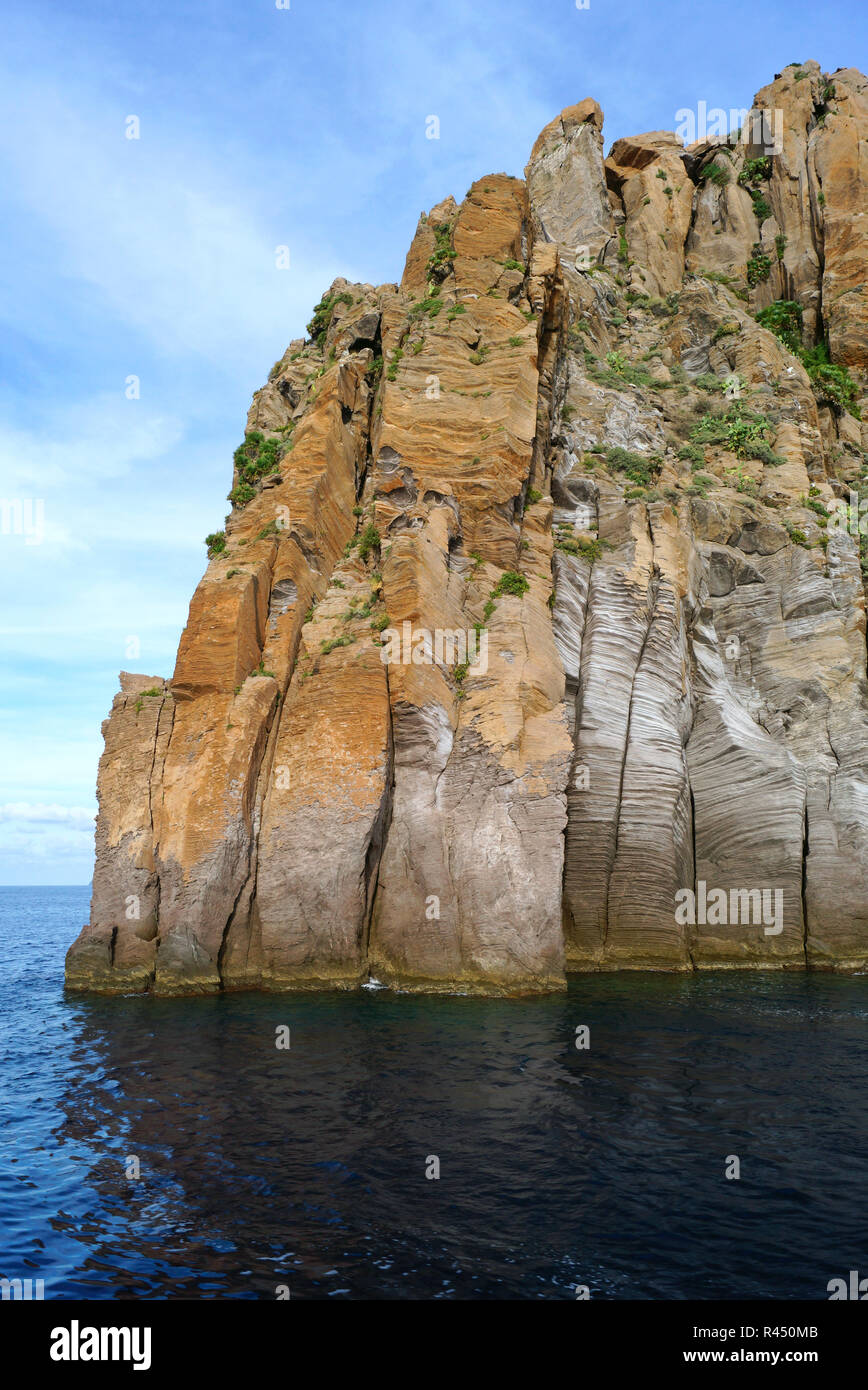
[[1, 0, 865, 884]]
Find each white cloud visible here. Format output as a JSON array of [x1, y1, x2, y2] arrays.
[[0, 803, 96, 881], [0, 395, 185, 493], [0, 803, 96, 826], [0, 394, 190, 558]]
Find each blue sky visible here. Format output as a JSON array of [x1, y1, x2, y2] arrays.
[[1, 0, 865, 884]]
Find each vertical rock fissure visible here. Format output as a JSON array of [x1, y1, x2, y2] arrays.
[[547, 288, 587, 953], [561, 559, 596, 950], [354, 348, 391, 977], [216, 855, 258, 989], [361, 660, 394, 974], [147, 696, 174, 945], [216, 667, 287, 987], [686, 781, 698, 970], [801, 796, 810, 968], [562, 567, 592, 843], [603, 564, 660, 949]]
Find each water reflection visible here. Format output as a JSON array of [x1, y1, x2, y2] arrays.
[[2, 892, 866, 1300], [41, 973, 868, 1299]]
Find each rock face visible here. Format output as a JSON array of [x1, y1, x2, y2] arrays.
[[67, 62, 868, 994]]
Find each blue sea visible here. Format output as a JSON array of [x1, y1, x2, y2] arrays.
[[1, 885, 867, 1300]]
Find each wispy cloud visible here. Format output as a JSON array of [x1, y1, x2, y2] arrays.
[[0, 803, 96, 884], [0, 803, 95, 827]]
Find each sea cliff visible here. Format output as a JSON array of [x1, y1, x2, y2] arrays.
[[67, 62, 868, 994]]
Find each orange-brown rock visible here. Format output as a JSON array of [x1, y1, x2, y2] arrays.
[[606, 132, 695, 297]]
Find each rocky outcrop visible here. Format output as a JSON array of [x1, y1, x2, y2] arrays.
[[67, 61, 868, 994]]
